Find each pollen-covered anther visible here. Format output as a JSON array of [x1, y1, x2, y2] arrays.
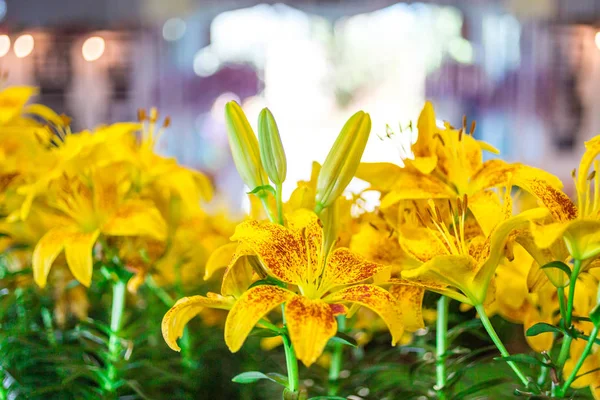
[[149, 107, 158, 123], [163, 116, 171, 128], [137, 108, 147, 122]]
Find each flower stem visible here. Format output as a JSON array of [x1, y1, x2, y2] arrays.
[[436, 296, 449, 399], [475, 304, 530, 387], [276, 183, 284, 225], [556, 335, 573, 372], [557, 286, 567, 326], [105, 277, 126, 396], [565, 259, 582, 328], [259, 193, 277, 223], [558, 325, 599, 396], [328, 315, 346, 396], [281, 333, 300, 393]]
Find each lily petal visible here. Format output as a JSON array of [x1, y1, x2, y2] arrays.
[[402, 255, 478, 303], [102, 200, 167, 241], [221, 256, 256, 298], [64, 230, 100, 287], [33, 227, 73, 288], [325, 284, 404, 345], [204, 242, 240, 280], [355, 162, 405, 192], [162, 293, 234, 351], [231, 210, 321, 285], [388, 283, 425, 331], [224, 285, 294, 353], [285, 296, 343, 366], [321, 248, 388, 290], [381, 172, 455, 208]]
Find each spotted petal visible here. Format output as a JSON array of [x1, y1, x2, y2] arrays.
[[224, 285, 294, 353], [320, 248, 388, 291], [285, 296, 345, 366], [325, 284, 404, 345]]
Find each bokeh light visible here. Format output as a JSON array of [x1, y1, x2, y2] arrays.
[[595, 31, 600, 50], [14, 34, 34, 58], [193, 46, 220, 76], [82, 36, 105, 62], [162, 18, 186, 41]]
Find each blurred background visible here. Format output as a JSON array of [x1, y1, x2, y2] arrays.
[[3, 0, 600, 208]]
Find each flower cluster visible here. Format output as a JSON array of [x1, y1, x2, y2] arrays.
[[2, 85, 600, 399]]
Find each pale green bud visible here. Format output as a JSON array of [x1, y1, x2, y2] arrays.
[[258, 108, 287, 186], [315, 110, 371, 213], [224, 101, 268, 190]]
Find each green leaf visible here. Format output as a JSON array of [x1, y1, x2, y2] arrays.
[[541, 261, 571, 287], [526, 322, 565, 337], [266, 373, 288, 387], [247, 184, 277, 197], [451, 378, 509, 400], [232, 371, 285, 386], [329, 331, 358, 348], [493, 354, 555, 369]]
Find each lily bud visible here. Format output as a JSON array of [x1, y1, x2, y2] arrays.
[[258, 108, 287, 186], [315, 110, 371, 213], [224, 101, 268, 190]]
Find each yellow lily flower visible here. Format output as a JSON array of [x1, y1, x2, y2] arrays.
[[163, 210, 403, 366], [530, 135, 600, 260], [397, 195, 549, 306], [32, 163, 167, 288], [0, 86, 38, 125], [356, 104, 562, 213]]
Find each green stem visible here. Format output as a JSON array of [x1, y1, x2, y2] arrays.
[[259, 194, 277, 223], [556, 335, 573, 372], [436, 296, 449, 399], [328, 316, 346, 396], [0, 372, 6, 400], [146, 275, 175, 307], [276, 183, 284, 225], [558, 325, 599, 396], [475, 304, 530, 387], [106, 278, 126, 395], [281, 334, 300, 393], [565, 259, 582, 328], [537, 363, 549, 387], [557, 286, 567, 327]]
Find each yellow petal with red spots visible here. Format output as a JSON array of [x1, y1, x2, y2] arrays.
[[320, 248, 388, 290], [389, 284, 425, 331], [224, 285, 294, 353], [325, 284, 404, 345], [285, 296, 342, 367], [162, 293, 234, 351], [230, 210, 321, 285]]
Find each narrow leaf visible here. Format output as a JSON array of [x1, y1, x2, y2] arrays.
[[329, 332, 358, 348], [493, 354, 555, 369], [526, 322, 565, 337], [232, 371, 285, 386]]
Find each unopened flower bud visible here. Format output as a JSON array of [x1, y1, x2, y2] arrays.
[[224, 101, 268, 190], [258, 108, 287, 186], [315, 110, 371, 213]]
